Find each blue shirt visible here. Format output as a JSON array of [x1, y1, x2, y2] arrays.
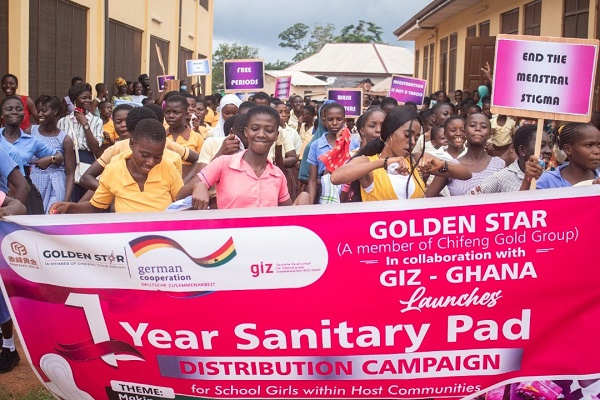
[[307, 133, 360, 176], [0, 146, 19, 194], [537, 164, 600, 189], [0, 128, 56, 170]]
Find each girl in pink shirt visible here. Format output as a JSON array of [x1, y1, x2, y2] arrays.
[[178, 106, 309, 209]]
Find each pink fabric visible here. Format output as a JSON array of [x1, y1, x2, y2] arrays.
[[199, 151, 290, 209]]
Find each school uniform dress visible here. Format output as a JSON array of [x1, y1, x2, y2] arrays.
[[57, 112, 104, 163], [536, 164, 600, 189], [471, 159, 525, 194], [0, 146, 19, 194], [198, 150, 290, 209], [360, 155, 426, 202], [98, 139, 189, 170], [167, 127, 205, 165], [29, 126, 68, 213], [90, 151, 183, 213], [447, 157, 505, 196], [490, 115, 517, 147]]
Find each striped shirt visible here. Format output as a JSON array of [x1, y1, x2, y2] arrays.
[[470, 159, 524, 194]]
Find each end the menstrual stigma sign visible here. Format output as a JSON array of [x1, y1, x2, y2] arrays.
[[223, 59, 265, 92], [491, 34, 599, 122]]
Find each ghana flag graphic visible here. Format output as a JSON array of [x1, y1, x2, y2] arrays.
[[129, 235, 236, 267]]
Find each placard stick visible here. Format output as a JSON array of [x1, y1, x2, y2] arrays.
[[155, 44, 166, 76], [529, 118, 545, 190]]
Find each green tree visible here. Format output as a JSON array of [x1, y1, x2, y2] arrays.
[[278, 23, 310, 51], [335, 20, 384, 43], [265, 60, 292, 70], [277, 23, 335, 62], [211, 42, 259, 91]]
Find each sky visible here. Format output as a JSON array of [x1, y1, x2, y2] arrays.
[[213, 0, 434, 63]]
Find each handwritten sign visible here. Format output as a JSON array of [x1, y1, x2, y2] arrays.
[[491, 35, 599, 122], [389, 75, 427, 105], [274, 76, 292, 99], [224, 59, 265, 92], [328, 88, 363, 117], [157, 75, 176, 92], [186, 59, 211, 77]]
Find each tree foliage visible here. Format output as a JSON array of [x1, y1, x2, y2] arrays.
[[212, 42, 259, 91], [335, 20, 384, 43], [265, 60, 293, 70]]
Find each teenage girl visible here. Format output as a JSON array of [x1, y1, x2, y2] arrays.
[[1, 74, 38, 132]]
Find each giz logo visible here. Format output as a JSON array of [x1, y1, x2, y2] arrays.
[[10, 242, 27, 256], [250, 261, 273, 278]]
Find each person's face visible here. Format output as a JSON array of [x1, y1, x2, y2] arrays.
[[431, 128, 448, 149], [143, 77, 151, 87], [145, 89, 154, 99], [186, 98, 196, 121], [275, 104, 289, 126], [323, 108, 345, 136], [36, 103, 59, 126], [387, 120, 421, 158], [221, 104, 238, 121], [99, 85, 107, 97], [564, 126, 600, 171], [360, 111, 385, 143], [465, 114, 490, 146], [113, 109, 130, 139], [129, 137, 165, 176], [76, 91, 93, 110], [292, 96, 304, 112], [1, 77, 18, 96], [118, 85, 128, 95], [463, 89, 472, 99], [164, 102, 187, 128], [301, 109, 314, 124], [99, 103, 113, 119], [195, 102, 207, 121], [206, 99, 216, 111], [346, 118, 355, 131], [132, 83, 143, 96], [244, 113, 279, 156], [382, 103, 396, 114], [482, 102, 492, 119], [422, 114, 435, 133], [437, 92, 446, 102], [540, 131, 552, 164], [1, 99, 24, 126], [445, 118, 465, 150], [127, 82, 134, 95], [434, 104, 453, 125], [467, 106, 480, 118], [454, 91, 463, 103]]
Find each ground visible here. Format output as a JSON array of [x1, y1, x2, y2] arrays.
[[0, 335, 52, 400]]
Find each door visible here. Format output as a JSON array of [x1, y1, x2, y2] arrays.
[[462, 36, 496, 93], [178, 47, 194, 92], [106, 20, 142, 98], [149, 36, 170, 95]]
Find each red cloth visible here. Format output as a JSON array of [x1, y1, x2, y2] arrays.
[[318, 127, 352, 173], [20, 95, 31, 131]]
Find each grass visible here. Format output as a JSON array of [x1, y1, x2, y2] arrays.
[[0, 388, 55, 400]]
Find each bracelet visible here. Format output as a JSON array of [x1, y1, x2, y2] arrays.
[[383, 156, 389, 170]]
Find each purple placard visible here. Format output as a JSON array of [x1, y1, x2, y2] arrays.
[[327, 89, 362, 117], [224, 59, 265, 91], [388, 75, 427, 105], [157, 75, 176, 91]]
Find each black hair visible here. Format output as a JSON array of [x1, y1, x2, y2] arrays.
[[419, 109, 432, 121], [481, 96, 491, 105], [143, 87, 153, 96], [126, 80, 132, 86], [165, 95, 189, 110], [126, 106, 157, 133], [98, 100, 111, 110], [381, 97, 399, 107], [34, 95, 63, 116], [557, 122, 597, 149], [468, 104, 482, 112], [138, 74, 149, 83], [405, 101, 418, 109], [454, 89, 463, 94], [239, 101, 255, 113], [423, 97, 431, 106], [591, 111, 600, 131], [233, 113, 248, 137], [179, 91, 194, 99], [112, 104, 134, 117], [144, 103, 164, 123], [431, 101, 453, 115], [246, 105, 280, 127], [132, 81, 143, 89], [370, 98, 381, 106], [253, 91, 270, 103], [95, 83, 105, 92], [290, 95, 303, 102], [303, 104, 316, 117], [163, 91, 181, 102], [141, 98, 151, 105], [357, 107, 385, 133], [431, 124, 445, 142], [71, 76, 84, 86], [195, 98, 207, 108], [1, 74, 18, 86], [132, 118, 166, 143], [68, 82, 92, 103], [444, 115, 465, 129], [322, 102, 345, 119], [205, 95, 216, 103], [223, 114, 237, 136], [512, 124, 537, 152]]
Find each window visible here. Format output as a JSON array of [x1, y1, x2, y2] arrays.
[[429, 43, 435, 89], [423, 46, 429, 81], [524, 0, 542, 35], [449, 33, 458, 93], [563, 0, 589, 38], [29, 0, 87, 100], [439, 37, 448, 92], [415, 49, 420, 79], [467, 25, 477, 37], [479, 20, 490, 37], [107, 20, 142, 99], [501, 8, 519, 34]]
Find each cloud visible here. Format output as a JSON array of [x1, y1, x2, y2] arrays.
[[213, 0, 433, 61]]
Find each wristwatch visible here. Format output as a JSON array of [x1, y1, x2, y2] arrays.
[[51, 155, 56, 164], [438, 160, 449, 173], [83, 124, 90, 131]]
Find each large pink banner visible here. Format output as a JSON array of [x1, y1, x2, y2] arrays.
[[1, 187, 599, 399]]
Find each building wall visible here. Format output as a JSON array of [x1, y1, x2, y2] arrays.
[[412, 0, 597, 94], [264, 75, 328, 99], [6, 0, 213, 95]]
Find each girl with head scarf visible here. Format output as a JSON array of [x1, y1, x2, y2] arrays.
[[112, 77, 132, 105], [298, 100, 334, 182], [210, 94, 242, 137]]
